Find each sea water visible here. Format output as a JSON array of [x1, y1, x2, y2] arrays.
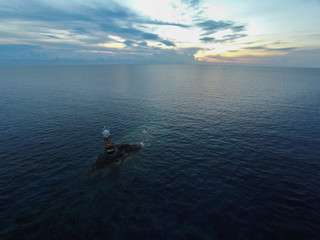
[[0, 64, 320, 239]]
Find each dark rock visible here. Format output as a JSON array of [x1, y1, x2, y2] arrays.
[[91, 144, 142, 171]]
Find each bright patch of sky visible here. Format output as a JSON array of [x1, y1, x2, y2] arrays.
[[0, 0, 320, 67]]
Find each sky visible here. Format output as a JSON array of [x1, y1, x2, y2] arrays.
[[0, 0, 320, 67]]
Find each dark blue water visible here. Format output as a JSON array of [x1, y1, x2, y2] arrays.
[[1, 64, 320, 239]]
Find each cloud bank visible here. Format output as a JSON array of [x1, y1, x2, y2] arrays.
[[0, 0, 248, 64], [0, 0, 318, 67]]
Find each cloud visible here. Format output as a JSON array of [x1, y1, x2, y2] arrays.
[[140, 20, 189, 28], [0, 44, 45, 65], [200, 34, 246, 43], [196, 46, 320, 68], [138, 41, 148, 47], [231, 25, 246, 32], [42, 34, 61, 39], [199, 37, 216, 43], [141, 47, 201, 64], [282, 48, 320, 68], [196, 20, 231, 35], [218, 34, 247, 42], [196, 20, 246, 36], [2, 0, 311, 67], [0, 0, 180, 40], [72, 27, 90, 35], [142, 33, 160, 40], [0, 44, 39, 53], [181, 0, 202, 7], [2, 0, 248, 65], [124, 40, 135, 46], [244, 45, 297, 52], [161, 40, 176, 47]]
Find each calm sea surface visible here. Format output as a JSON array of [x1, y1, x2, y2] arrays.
[[0, 64, 320, 239]]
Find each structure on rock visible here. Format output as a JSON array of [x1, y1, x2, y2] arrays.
[[91, 128, 142, 171]]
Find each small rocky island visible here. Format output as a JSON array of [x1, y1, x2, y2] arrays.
[[91, 128, 142, 171]]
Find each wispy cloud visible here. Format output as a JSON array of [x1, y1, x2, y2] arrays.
[[200, 33, 247, 43], [243, 45, 297, 52], [199, 37, 216, 43], [196, 20, 246, 36]]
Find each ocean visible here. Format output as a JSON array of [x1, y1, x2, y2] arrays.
[[0, 64, 320, 239]]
